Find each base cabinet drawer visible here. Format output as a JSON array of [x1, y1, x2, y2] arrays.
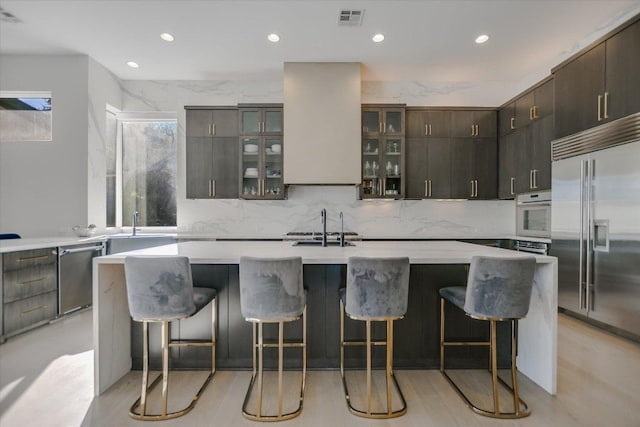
[[3, 290, 57, 336], [3, 265, 57, 303], [3, 248, 56, 271]]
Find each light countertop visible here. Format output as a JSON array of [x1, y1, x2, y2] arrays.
[[95, 240, 555, 265]]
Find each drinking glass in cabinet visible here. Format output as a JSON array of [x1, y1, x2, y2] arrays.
[[385, 111, 402, 133], [363, 139, 379, 154]]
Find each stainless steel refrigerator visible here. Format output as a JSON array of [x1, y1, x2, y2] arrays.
[[551, 112, 640, 337]]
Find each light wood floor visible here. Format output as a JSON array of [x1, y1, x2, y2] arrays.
[[1, 309, 640, 426]]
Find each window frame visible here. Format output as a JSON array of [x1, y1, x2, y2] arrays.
[[106, 110, 178, 231], [0, 90, 53, 142]]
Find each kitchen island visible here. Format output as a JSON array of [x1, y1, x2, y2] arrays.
[[93, 240, 557, 396]]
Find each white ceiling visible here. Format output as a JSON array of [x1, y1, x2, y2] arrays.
[[1, 0, 640, 89]]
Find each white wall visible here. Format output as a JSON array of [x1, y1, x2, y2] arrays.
[[0, 56, 89, 237], [0, 55, 122, 237], [121, 79, 516, 238], [87, 58, 123, 228]]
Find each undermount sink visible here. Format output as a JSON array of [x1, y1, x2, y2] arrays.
[[292, 240, 355, 247], [108, 233, 173, 239]]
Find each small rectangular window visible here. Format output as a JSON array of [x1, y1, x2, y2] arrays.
[[0, 91, 52, 142]]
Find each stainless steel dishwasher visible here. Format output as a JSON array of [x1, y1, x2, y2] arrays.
[[57, 242, 105, 315]]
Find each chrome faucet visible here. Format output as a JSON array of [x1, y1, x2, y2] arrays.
[[321, 208, 327, 247], [132, 211, 139, 236], [339, 211, 345, 247]]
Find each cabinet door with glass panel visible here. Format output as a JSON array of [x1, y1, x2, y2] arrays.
[[239, 104, 283, 136], [240, 137, 284, 199], [362, 106, 405, 136], [361, 137, 405, 198], [361, 105, 405, 199]]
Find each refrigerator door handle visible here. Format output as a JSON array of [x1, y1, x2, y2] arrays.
[[585, 158, 595, 311], [579, 159, 587, 310]]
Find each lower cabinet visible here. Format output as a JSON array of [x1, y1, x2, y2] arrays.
[[2, 247, 58, 339]]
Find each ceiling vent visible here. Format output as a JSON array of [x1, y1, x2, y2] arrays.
[[338, 9, 364, 26], [0, 7, 21, 23]]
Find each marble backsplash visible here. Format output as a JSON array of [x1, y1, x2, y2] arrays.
[[121, 80, 516, 239], [178, 186, 515, 238]]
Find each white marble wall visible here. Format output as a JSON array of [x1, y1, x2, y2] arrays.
[[121, 79, 517, 238], [180, 185, 515, 238]]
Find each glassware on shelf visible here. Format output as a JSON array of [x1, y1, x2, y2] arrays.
[[386, 161, 393, 175], [364, 160, 371, 176]]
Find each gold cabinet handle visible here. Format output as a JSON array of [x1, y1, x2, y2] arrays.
[[425, 180, 429, 197], [510, 117, 515, 130], [534, 105, 539, 119], [429, 124, 432, 136], [529, 170, 534, 189], [211, 123, 216, 136], [18, 255, 50, 262], [471, 124, 475, 136], [18, 277, 46, 286], [597, 95, 603, 121], [476, 124, 479, 136], [208, 123, 212, 135], [470, 180, 474, 197], [603, 92, 609, 119], [428, 180, 432, 197], [425, 124, 429, 136], [510, 177, 515, 196], [20, 305, 48, 316], [532, 169, 538, 189]]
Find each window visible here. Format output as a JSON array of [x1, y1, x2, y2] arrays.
[[106, 111, 177, 228], [0, 91, 52, 142]]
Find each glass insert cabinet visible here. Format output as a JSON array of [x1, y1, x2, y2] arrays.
[[239, 104, 284, 199], [361, 105, 406, 198]]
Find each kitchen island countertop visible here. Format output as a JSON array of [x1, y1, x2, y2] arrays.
[[93, 240, 557, 396]]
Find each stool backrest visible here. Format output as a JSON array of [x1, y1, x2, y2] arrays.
[[346, 257, 410, 319], [464, 256, 537, 320], [239, 256, 305, 321], [124, 256, 196, 321]]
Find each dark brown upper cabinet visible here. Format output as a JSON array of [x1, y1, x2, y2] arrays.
[[554, 18, 640, 138]]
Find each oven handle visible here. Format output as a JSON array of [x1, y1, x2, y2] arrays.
[[514, 246, 548, 255]]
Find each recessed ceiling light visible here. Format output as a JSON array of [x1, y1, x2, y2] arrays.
[[267, 33, 280, 43], [160, 33, 174, 42], [475, 34, 489, 44], [372, 33, 385, 43], [127, 61, 139, 68]]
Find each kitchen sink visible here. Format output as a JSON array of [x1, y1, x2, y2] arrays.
[[292, 240, 355, 247], [107, 234, 175, 254]]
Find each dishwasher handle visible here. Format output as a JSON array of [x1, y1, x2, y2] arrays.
[[58, 244, 105, 257]]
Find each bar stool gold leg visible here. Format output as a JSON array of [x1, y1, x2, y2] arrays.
[[242, 313, 306, 421], [340, 308, 407, 419], [140, 321, 149, 416], [440, 297, 531, 419], [386, 319, 393, 416]]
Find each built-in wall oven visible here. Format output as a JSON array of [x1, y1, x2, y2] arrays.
[[516, 191, 552, 239]]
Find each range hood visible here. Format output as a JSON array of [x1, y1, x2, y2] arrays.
[[283, 62, 361, 184]]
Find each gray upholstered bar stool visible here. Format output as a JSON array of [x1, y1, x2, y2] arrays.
[[239, 256, 307, 422], [339, 256, 410, 419], [439, 255, 536, 419], [123, 256, 217, 421]]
